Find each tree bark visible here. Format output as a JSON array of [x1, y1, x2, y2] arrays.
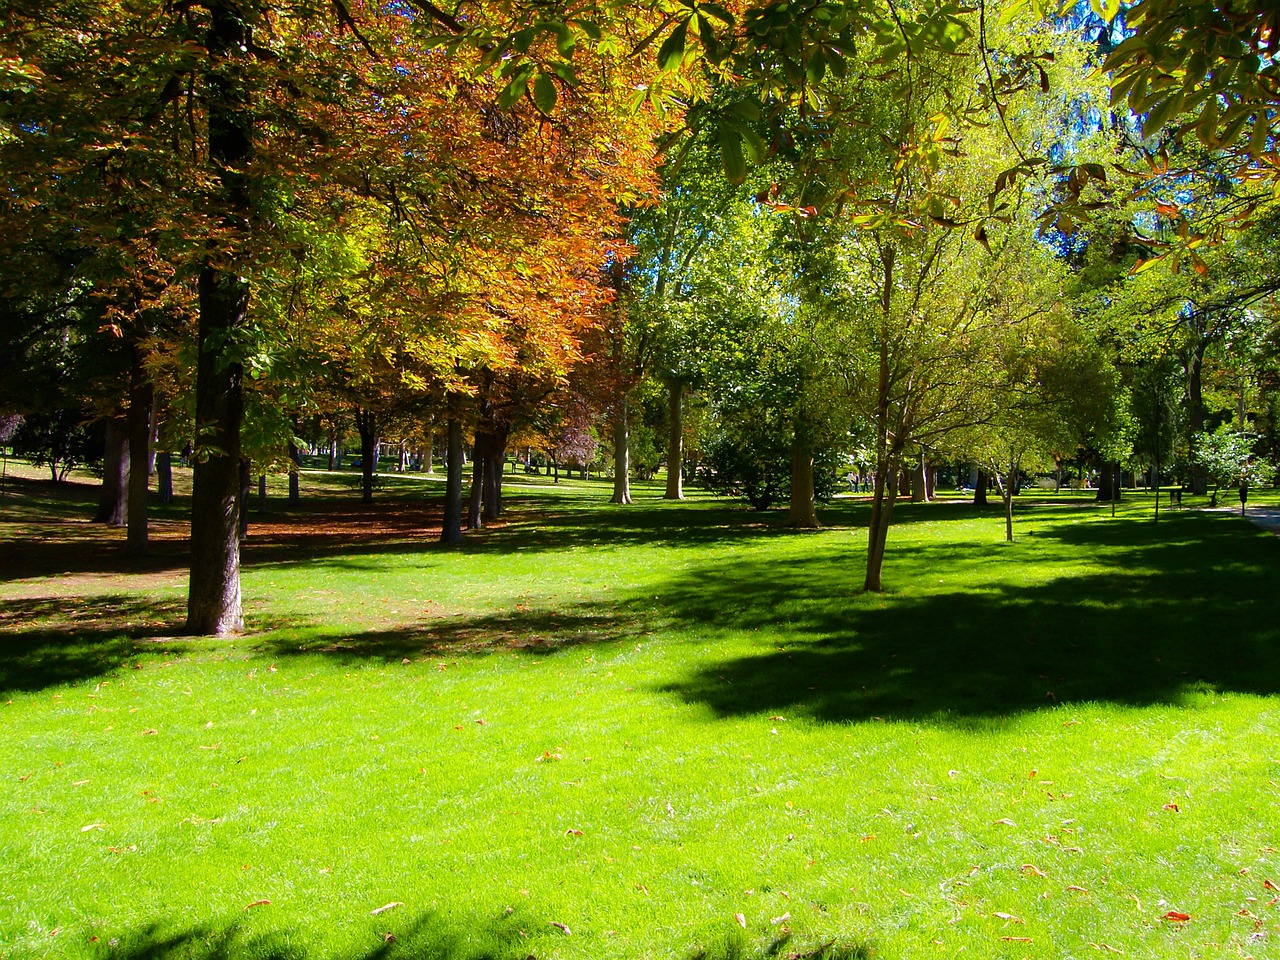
[[126, 341, 152, 556], [288, 440, 301, 504], [156, 451, 173, 504], [425, 433, 434, 473], [186, 0, 252, 636], [467, 434, 485, 529], [864, 454, 899, 592], [355, 407, 378, 504], [973, 469, 989, 506], [1187, 341, 1209, 495], [787, 433, 819, 528], [664, 378, 684, 500], [1095, 460, 1122, 501], [910, 450, 929, 502], [95, 415, 129, 526], [440, 413, 464, 544], [611, 395, 632, 504], [257, 473, 266, 510], [483, 434, 504, 521]]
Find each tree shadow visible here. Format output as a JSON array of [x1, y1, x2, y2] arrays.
[[656, 512, 1280, 724], [0, 594, 194, 693], [78, 913, 872, 960]]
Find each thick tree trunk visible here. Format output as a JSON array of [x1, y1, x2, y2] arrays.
[[910, 452, 929, 502], [257, 473, 266, 510], [156, 451, 173, 504], [95, 415, 129, 526], [327, 422, 338, 470], [972, 469, 988, 506], [483, 440, 503, 521], [611, 396, 632, 505], [126, 342, 152, 556], [787, 434, 819, 528], [186, 0, 252, 636], [440, 414, 464, 544], [1095, 460, 1122, 501], [664, 378, 684, 500]]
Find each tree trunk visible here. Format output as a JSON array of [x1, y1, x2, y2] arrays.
[[664, 378, 684, 500], [973, 469, 989, 506], [467, 434, 485, 529], [186, 0, 252, 636], [95, 415, 129, 526], [1095, 460, 1122, 501], [425, 433, 435, 473], [288, 440, 301, 504], [126, 342, 152, 556], [440, 413, 464, 544], [1187, 342, 1208, 495], [611, 395, 632, 505], [864, 454, 899, 592], [483, 438, 504, 520], [910, 452, 929, 502], [156, 451, 173, 504], [787, 434, 819, 528], [257, 473, 267, 510], [355, 407, 378, 504], [327, 421, 338, 470]]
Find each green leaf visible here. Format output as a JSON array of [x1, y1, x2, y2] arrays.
[[1142, 93, 1181, 138], [572, 19, 602, 40], [513, 27, 536, 53], [718, 124, 746, 184], [657, 19, 690, 71], [548, 21, 575, 57], [806, 49, 826, 84], [533, 72, 557, 114], [498, 76, 529, 110]]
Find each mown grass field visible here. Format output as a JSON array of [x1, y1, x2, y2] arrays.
[[3, 463, 1279, 960]]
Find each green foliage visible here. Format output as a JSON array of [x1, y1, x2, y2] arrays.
[[10, 409, 101, 482]]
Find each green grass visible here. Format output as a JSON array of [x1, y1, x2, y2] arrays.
[[3, 468, 1279, 960]]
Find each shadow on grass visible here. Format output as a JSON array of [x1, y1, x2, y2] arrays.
[[88, 914, 872, 960], [656, 511, 1280, 723], [0, 594, 195, 693]]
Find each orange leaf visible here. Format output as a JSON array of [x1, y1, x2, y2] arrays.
[[1162, 803, 1179, 812], [1161, 911, 1190, 922], [245, 900, 271, 910]]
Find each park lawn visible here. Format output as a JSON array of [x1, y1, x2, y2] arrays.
[[2, 470, 1279, 960]]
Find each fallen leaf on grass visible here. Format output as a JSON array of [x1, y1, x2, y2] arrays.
[[1162, 803, 1179, 812], [1021, 864, 1048, 877], [993, 819, 1017, 827], [1264, 879, 1279, 891], [564, 828, 583, 836], [1160, 911, 1190, 922], [993, 912, 1023, 923], [1066, 885, 1090, 894], [80, 823, 104, 832], [549, 922, 571, 935], [1001, 937, 1032, 942], [244, 900, 271, 910], [140, 729, 157, 736], [535, 752, 562, 762], [370, 902, 403, 916], [1088, 943, 1123, 954], [734, 913, 746, 929], [770, 912, 791, 925], [382, 933, 397, 943]]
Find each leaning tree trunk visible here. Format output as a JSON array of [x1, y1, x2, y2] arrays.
[[611, 395, 632, 505], [664, 378, 684, 500], [95, 415, 129, 526], [126, 341, 153, 556], [864, 454, 900, 592], [787, 433, 819, 528], [440, 414, 464, 545], [186, 0, 253, 637]]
